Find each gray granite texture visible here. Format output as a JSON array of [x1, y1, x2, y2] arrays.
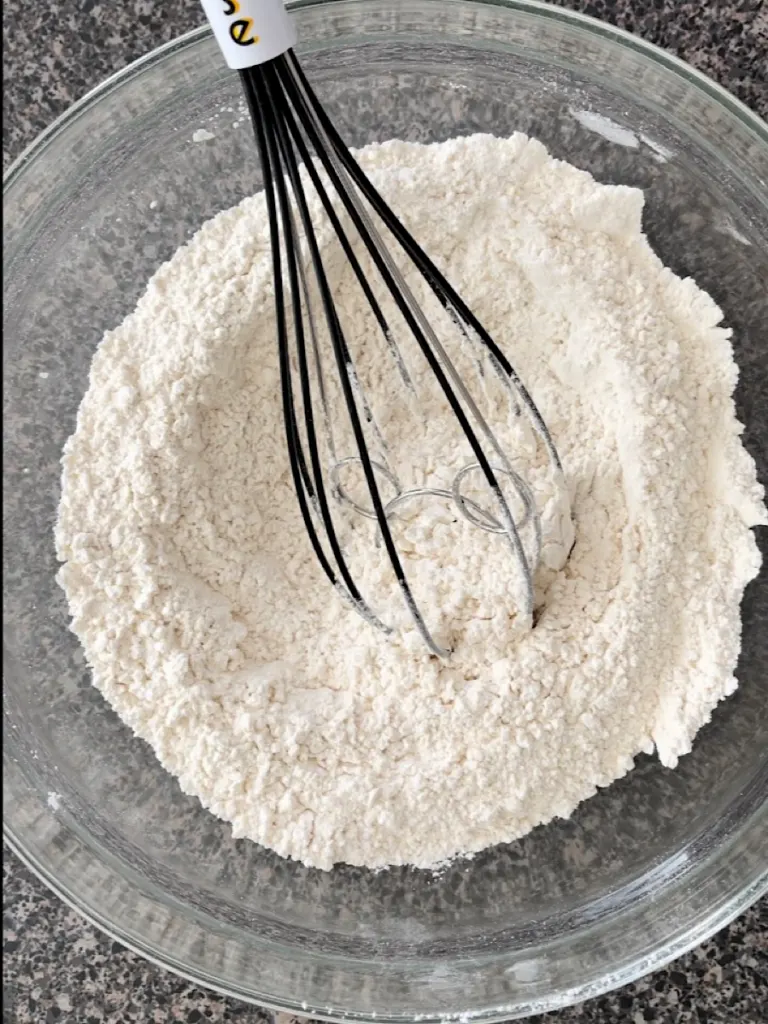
[[3, 855, 766, 1024], [3, 0, 767, 167], [3, 1, 768, 1023]]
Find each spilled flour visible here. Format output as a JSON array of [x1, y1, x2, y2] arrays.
[[56, 133, 766, 870]]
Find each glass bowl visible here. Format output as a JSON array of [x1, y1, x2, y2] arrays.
[[4, 1, 767, 1019]]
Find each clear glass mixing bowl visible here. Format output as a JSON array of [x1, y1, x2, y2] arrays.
[[4, 1, 767, 1019]]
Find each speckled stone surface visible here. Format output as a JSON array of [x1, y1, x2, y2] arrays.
[[3, 853, 768, 1022], [2, 0, 767, 169], [3, 1, 768, 1023]]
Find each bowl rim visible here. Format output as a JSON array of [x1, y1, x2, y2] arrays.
[[6, 818, 766, 1023], [4, 0, 768, 1020], [3, 0, 766, 191]]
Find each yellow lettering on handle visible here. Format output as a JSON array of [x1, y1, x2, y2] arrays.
[[229, 17, 259, 46]]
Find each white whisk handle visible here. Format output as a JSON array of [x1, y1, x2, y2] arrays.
[[200, 0, 297, 70]]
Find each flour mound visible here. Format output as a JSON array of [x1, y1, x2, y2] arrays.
[[56, 134, 766, 870]]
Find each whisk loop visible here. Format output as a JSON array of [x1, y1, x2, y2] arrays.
[[201, 0, 571, 655], [330, 459, 538, 538]]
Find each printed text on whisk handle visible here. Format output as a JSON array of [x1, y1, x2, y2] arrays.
[[200, 0, 296, 69]]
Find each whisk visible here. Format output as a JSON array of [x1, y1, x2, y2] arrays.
[[201, 0, 571, 656]]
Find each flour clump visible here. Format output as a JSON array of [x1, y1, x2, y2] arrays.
[[55, 133, 766, 870]]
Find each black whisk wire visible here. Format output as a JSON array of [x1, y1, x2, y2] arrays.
[[238, 50, 568, 654], [270, 54, 537, 596], [243, 59, 451, 655], [244, 69, 396, 641]]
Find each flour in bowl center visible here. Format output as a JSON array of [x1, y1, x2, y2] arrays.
[[56, 133, 766, 870]]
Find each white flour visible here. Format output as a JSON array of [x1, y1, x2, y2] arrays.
[[56, 133, 766, 870]]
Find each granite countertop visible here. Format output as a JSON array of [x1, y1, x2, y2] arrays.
[[3, 1, 767, 1022]]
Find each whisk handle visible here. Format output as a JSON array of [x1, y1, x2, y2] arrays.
[[200, 0, 296, 69]]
